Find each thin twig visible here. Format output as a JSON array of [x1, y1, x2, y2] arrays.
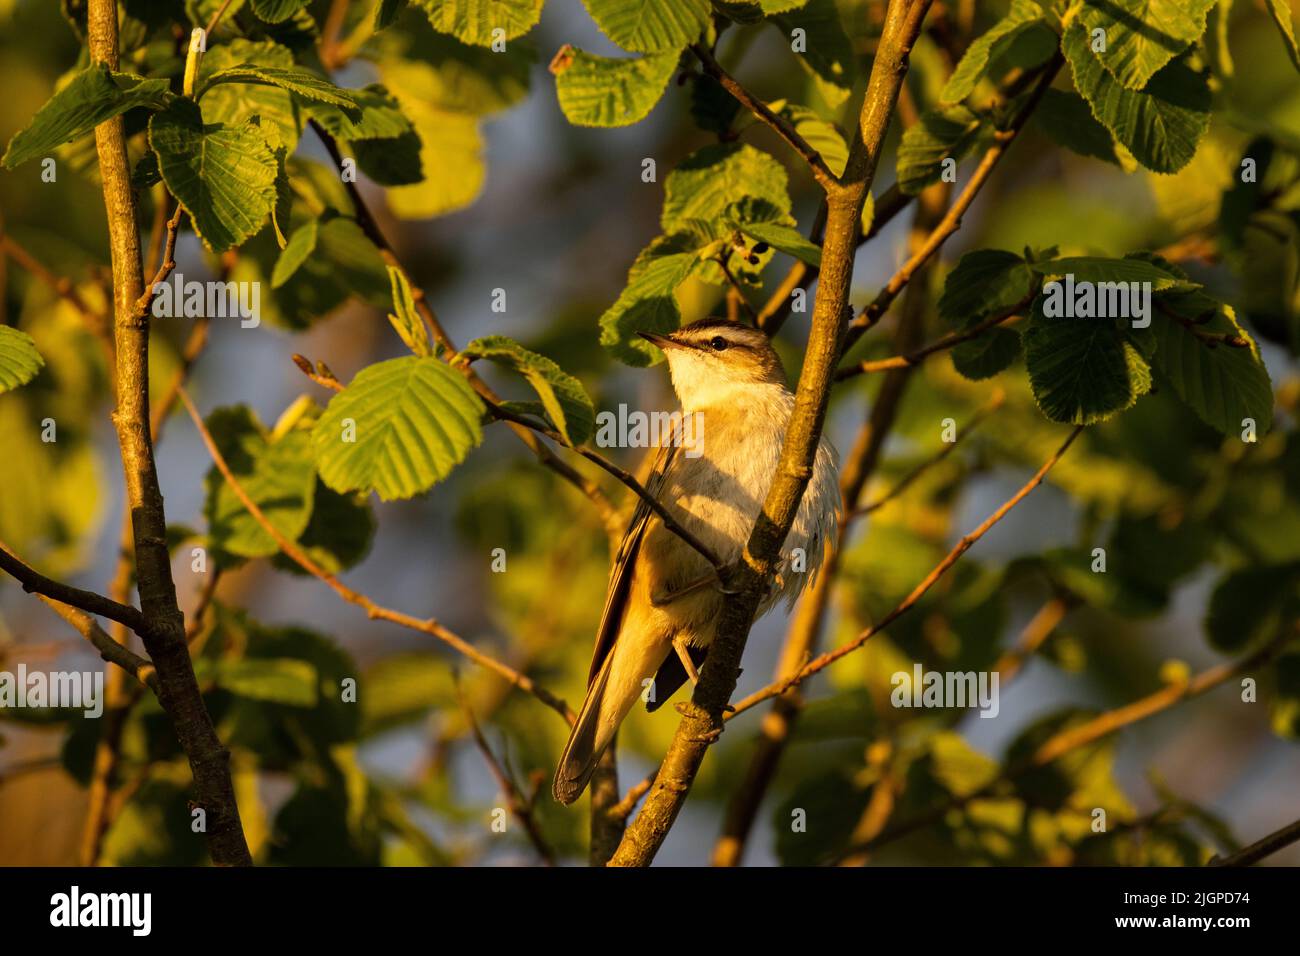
[[843, 56, 1062, 352], [608, 774, 654, 822], [0, 540, 147, 636], [457, 681, 556, 865], [716, 253, 758, 324], [204, 0, 237, 35], [177, 387, 574, 723], [319, 0, 350, 70], [1211, 816, 1300, 867], [36, 597, 160, 695], [691, 43, 838, 192], [0, 235, 101, 327], [132, 204, 184, 321], [484, 400, 725, 571], [837, 293, 1033, 380], [853, 389, 1004, 516]]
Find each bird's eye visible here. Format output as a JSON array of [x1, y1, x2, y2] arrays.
[[710, 336, 728, 351]]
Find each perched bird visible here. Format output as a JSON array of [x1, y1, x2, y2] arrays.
[[553, 318, 841, 805]]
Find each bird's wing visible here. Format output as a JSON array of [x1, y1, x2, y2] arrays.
[[585, 442, 679, 685]]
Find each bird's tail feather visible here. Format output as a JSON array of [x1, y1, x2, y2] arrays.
[[552, 656, 616, 805], [554, 632, 673, 804]]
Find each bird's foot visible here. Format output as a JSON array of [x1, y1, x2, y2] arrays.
[[673, 634, 701, 685], [651, 562, 740, 607]]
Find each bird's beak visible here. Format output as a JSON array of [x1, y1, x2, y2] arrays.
[[637, 331, 681, 350]]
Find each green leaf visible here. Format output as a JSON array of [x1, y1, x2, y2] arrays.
[[1006, 709, 1133, 816], [101, 775, 204, 867], [360, 653, 458, 733], [377, 0, 406, 29], [303, 85, 413, 140], [582, 0, 710, 53], [386, 267, 433, 356], [599, 242, 699, 366], [690, 73, 741, 134], [1205, 564, 1300, 653], [1062, 21, 1210, 174], [1077, 0, 1218, 91], [211, 658, 319, 706], [952, 327, 1022, 380], [199, 65, 363, 119], [464, 335, 596, 445], [739, 219, 821, 266], [378, 60, 484, 217], [1265, 0, 1300, 72], [1272, 648, 1300, 739], [770, 99, 848, 176], [274, 482, 376, 577], [250, 0, 306, 22], [552, 46, 678, 127], [897, 105, 984, 194], [149, 99, 278, 252], [233, 213, 390, 330], [415, 0, 544, 45], [938, 249, 1035, 328], [928, 731, 1001, 797], [197, 40, 300, 150], [2, 64, 172, 168], [771, 0, 856, 108], [388, 28, 535, 116], [297, 489, 379, 579], [1023, 309, 1153, 425], [1029, 255, 1185, 290], [1033, 88, 1128, 167], [0, 327, 45, 393], [204, 406, 317, 562], [773, 768, 868, 865], [662, 142, 791, 233], [1149, 307, 1274, 436], [312, 356, 483, 500], [941, 0, 1044, 103], [271, 219, 318, 288]]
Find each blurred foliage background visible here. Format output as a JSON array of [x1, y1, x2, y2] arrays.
[[0, 0, 1298, 866]]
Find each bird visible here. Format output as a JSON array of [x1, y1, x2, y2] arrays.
[[553, 317, 841, 805]]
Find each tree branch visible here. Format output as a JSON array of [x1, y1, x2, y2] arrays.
[[607, 0, 935, 868], [0, 541, 147, 634], [711, 182, 951, 866], [88, 0, 250, 866]]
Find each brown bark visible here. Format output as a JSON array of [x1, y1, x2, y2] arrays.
[[86, 0, 251, 867]]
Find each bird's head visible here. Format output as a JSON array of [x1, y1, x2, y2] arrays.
[[638, 319, 786, 410]]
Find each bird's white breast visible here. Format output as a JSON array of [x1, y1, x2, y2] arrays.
[[662, 384, 841, 612]]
